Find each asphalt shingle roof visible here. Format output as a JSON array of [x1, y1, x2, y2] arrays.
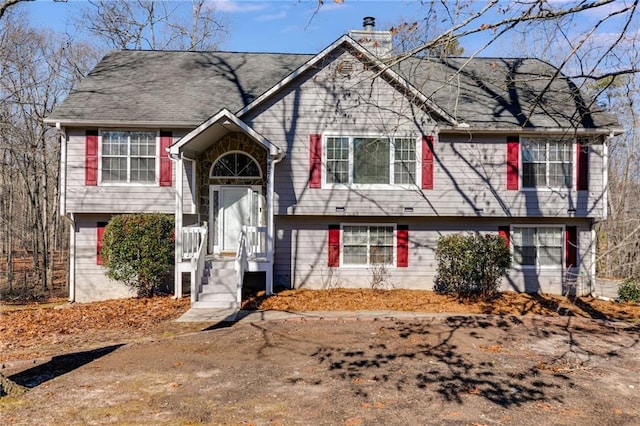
[[47, 47, 619, 131], [47, 50, 313, 126]]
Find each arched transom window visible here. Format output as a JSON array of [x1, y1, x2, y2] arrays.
[[211, 152, 262, 179]]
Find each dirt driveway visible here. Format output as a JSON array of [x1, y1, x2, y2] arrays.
[[2, 314, 639, 425]]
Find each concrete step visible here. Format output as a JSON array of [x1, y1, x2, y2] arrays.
[[205, 259, 236, 271], [198, 292, 236, 303], [200, 282, 238, 294], [192, 300, 239, 309]]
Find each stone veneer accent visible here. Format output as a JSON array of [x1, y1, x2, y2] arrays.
[[198, 132, 268, 218]]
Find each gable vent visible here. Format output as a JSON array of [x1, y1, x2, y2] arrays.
[[336, 59, 356, 77]]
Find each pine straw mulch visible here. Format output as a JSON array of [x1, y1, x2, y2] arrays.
[[1, 290, 638, 363], [0, 296, 192, 362], [243, 289, 640, 322]]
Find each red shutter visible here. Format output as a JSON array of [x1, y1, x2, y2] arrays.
[[507, 136, 519, 190], [422, 135, 434, 189], [97, 222, 107, 265], [85, 130, 99, 185], [160, 131, 173, 187], [498, 226, 510, 247], [328, 225, 340, 267], [566, 226, 577, 268], [397, 225, 409, 267], [577, 139, 589, 190], [309, 134, 322, 188]]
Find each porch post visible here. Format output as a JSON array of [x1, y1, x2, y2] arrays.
[[266, 155, 274, 296], [174, 155, 184, 298]]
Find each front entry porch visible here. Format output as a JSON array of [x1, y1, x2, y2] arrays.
[[169, 109, 282, 305]]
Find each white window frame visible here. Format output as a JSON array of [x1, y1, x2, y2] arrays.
[[340, 223, 397, 268], [510, 224, 565, 270], [98, 129, 160, 186], [520, 136, 575, 191], [323, 134, 420, 189]]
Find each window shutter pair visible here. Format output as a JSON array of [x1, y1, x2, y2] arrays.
[[327, 225, 409, 268], [308, 134, 435, 189], [506, 137, 589, 190], [84, 130, 173, 186]]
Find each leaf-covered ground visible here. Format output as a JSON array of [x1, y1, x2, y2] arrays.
[[0, 296, 193, 362], [245, 289, 640, 321], [1, 290, 638, 363]]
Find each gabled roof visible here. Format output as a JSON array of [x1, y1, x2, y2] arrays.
[[237, 35, 458, 126], [46, 38, 621, 134], [169, 108, 278, 157]]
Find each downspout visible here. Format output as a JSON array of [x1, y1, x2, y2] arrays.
[[57, 124, 76, 302], [266, 149, 285, 296], [603, 133, 611, 221], [66, 213, 76, 302], [58, 123, 67, 217], [590, 218, 597, 296], [169, 150, 183, 299]]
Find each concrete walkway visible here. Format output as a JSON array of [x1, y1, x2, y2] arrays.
[[176, 308, 457, 323]]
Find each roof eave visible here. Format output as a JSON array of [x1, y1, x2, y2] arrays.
[[169, 109, 280, 157]]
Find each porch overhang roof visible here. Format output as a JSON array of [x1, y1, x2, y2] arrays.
[[169, 108, 280, 158]]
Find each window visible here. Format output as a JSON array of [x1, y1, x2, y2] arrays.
[[101, 131, 157, 183], [325, 136, 416, 186], [512, 226, 563, 267], [211, 152, 261, 179], [343, 225, 394, 265], [521, 137, 573, 188]]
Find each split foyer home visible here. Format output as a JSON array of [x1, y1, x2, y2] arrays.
[[45, 18, 622, 306]]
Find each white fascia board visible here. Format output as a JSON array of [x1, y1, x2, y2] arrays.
[[43, 118, 198, 128], [237, 35, 458, 126], [438, 126, 625, 136]]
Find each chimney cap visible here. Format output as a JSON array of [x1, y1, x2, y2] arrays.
[[363, 16, 375, 30]]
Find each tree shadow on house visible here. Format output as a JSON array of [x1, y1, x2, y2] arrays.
[[8, 344, 124, 389]]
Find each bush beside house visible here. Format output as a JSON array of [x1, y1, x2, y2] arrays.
[[434, 233, 511, 300], [101, 214, 175, 297]]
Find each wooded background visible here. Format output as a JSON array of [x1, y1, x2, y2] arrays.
[[1, 0, 638, 300]]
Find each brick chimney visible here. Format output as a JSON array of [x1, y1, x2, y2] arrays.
[[348, 17, 393, 59]]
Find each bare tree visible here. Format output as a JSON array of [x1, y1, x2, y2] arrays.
[[76, 0, 227, 51], [0, 11, 94, 297]]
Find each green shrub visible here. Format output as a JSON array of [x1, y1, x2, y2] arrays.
[[617, 278, 640, 303], [101, 213, 175, 297], [434, 233, 511, 300]]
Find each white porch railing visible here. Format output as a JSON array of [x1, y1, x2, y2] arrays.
[[182, 225, 207, 303], [182, 226, 207, 260], [245, 225, 267, 258]]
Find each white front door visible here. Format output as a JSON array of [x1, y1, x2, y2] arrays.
[[220, 186, 252, 252]]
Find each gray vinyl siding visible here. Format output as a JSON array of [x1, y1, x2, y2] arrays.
[[65, 128, 183, 214], [274, 216, 593, 295], [73, 214, 135, 302], [243, 48, 606, 220]]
